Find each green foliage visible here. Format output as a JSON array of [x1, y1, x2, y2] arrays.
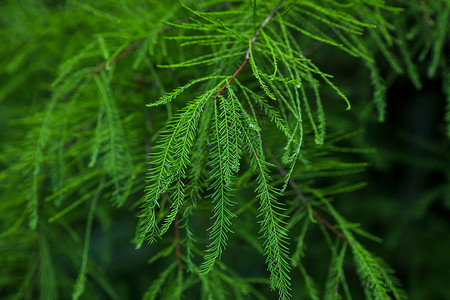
[[0, 0, 449, 299]]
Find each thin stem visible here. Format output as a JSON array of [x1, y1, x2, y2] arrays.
[[312, 211, 348, 244], [214, 1, 285, 99], [274, 161, 349, 244], [214, 60, 248, 99], [420, 0, 431, 39], [90, 15, 192, 76], [91, 41, 143, 75]]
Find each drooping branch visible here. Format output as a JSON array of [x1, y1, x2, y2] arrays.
[[274, 161, 349, 244]]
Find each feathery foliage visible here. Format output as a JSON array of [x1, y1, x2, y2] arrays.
[[0, 0, 449, 299]]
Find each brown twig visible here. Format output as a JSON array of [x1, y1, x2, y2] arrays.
[[90, 14, 195, 76], [90, 41, 143, 76], [312, 211, 348, 243], [214, 59, 249, 99], [174, 213, 183, 271], [420, 0, 431, 40], [214, 2, 285, 99], [274, 161, 349, 244]]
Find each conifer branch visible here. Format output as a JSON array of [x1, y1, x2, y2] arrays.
[[91, 41, 142, 75], [4, 1, 447, 299], [242, 130, 292, 299], [274, 161, 349, 244], [214, 1, 285, 100]]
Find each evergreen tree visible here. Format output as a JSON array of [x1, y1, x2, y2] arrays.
[[0, 0, 448, 299]]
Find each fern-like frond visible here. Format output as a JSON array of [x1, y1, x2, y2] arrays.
[[200, 93, 242, 273], [138, 85, 221, 246], [29, 95, 59, 229], [93, 73, 134, 207], [4, 1, 447, 299], [323, 200, 406, 300], [242, 124, 291, 299], [323, 243, 347, 300]]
